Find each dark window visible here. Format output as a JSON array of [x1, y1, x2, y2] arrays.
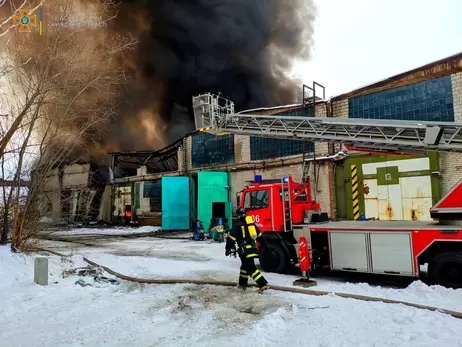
[[149, 198, 161, 212], [143, 180, 161, 198], [250, 137, 314, 161], [192, 133, 235, 168], [248, 105, 316, 160], [143, 180, 161, 212], [348, 76, 454, 122], [243, 190, 269, 210]]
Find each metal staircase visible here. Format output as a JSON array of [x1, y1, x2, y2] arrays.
[[192, 93, 462, 154]]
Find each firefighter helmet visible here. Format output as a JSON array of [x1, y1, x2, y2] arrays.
[[236, 208, 246, 219]]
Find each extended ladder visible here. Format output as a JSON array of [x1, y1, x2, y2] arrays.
[[192, 93, 462, 154]]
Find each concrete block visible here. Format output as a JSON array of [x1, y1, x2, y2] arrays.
[[34, 257, 49, 286]]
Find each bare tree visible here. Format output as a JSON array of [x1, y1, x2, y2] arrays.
[[0, 0, 136, 251]]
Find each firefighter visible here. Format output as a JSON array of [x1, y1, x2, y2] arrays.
[[225, 208, 269, 293]]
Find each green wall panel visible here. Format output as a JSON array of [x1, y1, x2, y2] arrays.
[[335, 163, 347, 219], [376, 166, 399, 185], [197, 171, 232, 231]]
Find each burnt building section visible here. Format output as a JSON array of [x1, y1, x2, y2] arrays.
[[37, 162, 110, 223], [108, 132, 194, 226]]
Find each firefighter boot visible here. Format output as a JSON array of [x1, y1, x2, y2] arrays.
[[238, 269, 248, 291], [256, 284, 269, 294]]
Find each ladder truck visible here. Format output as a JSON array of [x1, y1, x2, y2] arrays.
[[192, 93, 462, 289]]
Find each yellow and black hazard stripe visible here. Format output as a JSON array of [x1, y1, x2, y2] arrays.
[[351, 164, 360, 220], [215, 132, 229, 136], [198, 126, 214, 132]]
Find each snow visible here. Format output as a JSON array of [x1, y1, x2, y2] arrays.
[[1, 237, 462, 347], [79, 239, 462, 312], [49, 225, 161, 237]]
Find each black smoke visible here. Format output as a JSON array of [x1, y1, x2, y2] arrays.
[[111, 0, 316, 149]]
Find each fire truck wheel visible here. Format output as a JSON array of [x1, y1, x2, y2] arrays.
[[428, 250, 462, 289], [259, 242, 288, 274]]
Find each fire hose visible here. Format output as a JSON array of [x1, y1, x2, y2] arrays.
[[32, 248, 462, 320], [81, 257, 462, 320]]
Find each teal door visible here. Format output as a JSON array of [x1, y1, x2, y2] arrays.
[[197, 171, 232, 231], [161, 176, 191, 230]]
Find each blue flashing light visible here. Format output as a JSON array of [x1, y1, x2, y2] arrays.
[[255, 175, 262, 182], [282, 176, 289, 183]]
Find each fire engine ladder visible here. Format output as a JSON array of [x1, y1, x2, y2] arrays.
[[192, 93, 462, 154], [280, 177, 293, 232], [192, 93, 462, 221]]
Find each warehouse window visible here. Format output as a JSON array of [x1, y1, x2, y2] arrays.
[[248, 105, 316, 160], [143, 180, 161, 212], [191, 133, 235, 168], [250, 137, 314, 161], [348, 75, 454, 122]]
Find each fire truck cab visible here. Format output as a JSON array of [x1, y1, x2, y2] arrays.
[[237, 175, 325, 274]]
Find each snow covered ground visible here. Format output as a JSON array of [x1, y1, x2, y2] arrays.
[[1, 237, 462, 347], [48, 225, 161, 237]]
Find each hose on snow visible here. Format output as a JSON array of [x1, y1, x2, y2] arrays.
[[30, 248, 462, 319], [81, 257, 462, 320]]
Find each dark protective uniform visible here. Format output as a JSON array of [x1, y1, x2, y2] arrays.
[[226, 214, 268, 291]]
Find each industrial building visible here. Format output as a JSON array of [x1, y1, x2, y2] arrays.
[[330, 52, 461, 221], [44, 52, 461, 230]]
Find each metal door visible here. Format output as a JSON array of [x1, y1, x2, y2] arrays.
[[197, 171, 232, 231], [161, 176, 191, 230]]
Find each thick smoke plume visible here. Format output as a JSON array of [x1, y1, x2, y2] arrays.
[[112, 0, 316, 150], [2, 0, 316, 156]]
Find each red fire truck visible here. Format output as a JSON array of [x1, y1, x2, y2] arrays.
[[238, 174, 462, 288], [192, 92, 462, 288]]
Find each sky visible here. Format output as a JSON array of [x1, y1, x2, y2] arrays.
[[292, 0, 462, 99]]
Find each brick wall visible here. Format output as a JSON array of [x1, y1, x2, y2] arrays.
[[439, 72, 462, 193], [235, 135, 250, 163], [452, 72, 462, 121], [332, 99, 348, 118]]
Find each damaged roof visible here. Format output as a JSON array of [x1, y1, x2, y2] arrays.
[[109, 130, 196, 173]]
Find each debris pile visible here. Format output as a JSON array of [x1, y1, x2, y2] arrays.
[[63, 265, 120, 288]]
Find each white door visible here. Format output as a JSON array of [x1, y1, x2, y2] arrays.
[[400, 176, 433, 221]]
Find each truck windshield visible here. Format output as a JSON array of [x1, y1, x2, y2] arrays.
[[243, 189, 268, 210]]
